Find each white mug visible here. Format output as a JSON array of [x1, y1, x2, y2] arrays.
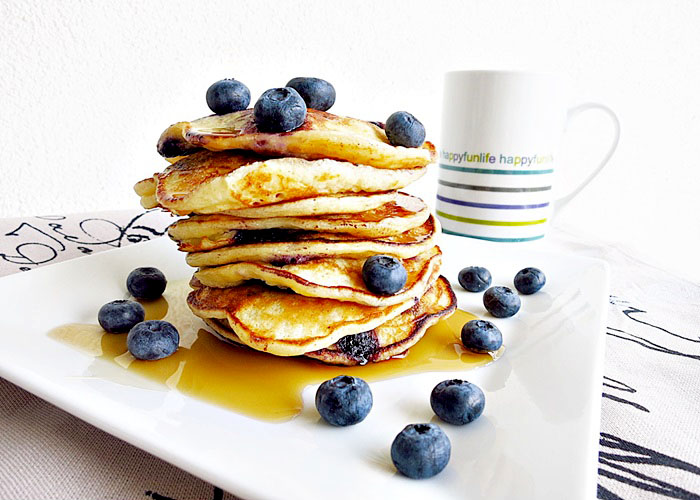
[[437, 70, 620, 242]]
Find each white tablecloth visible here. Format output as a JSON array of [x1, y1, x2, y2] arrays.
[[1, 210, 698, 499]]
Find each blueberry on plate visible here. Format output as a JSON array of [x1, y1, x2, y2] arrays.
[[385, 111, 426, 148], [458, 266, 492, 292], [362, 255, 407, 296], [391, 423, 451, 479], [127, 320, 179, 361], [430, 379, 485, 425], [253, 87, 307, 133], [206, 78, 251, 115], [97, 300, 145, 334], [315, 375, 373, 426], [461, 319, 502, 353], [483, 286, 521, 318], [126, 267, 167, 300], [514, 267, 546, 295], [286, 77, 336, 111]]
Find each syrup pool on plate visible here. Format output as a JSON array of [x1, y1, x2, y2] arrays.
[[49, 281, 501, 422]]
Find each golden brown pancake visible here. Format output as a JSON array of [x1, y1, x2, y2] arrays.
[[168, 192, 428, 243], [135, 150, 426, 215], [217, 192, 399, 219], [157, 109, 436, 170], [201, 276, 456, 365], [192, 246, 441, 307], [182, 215, 439, 266], [187, 281, 416, 356]]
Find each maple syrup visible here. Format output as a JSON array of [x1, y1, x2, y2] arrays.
[[49, 281, 501, 422]]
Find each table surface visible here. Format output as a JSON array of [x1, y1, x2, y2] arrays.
[[0, 209, 698, 500]]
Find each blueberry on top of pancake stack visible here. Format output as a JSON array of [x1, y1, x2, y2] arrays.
[[134, 76, 455, 365]]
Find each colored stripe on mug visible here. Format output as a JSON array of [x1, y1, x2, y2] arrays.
[[442, 228, 545, 242], [437, 194, 549, 210], [439, 164, 554, 175], [436, 210, 547, 226], [438, 179, 552, 193]]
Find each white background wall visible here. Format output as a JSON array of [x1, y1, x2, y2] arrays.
[[1, 0, 698, 281]]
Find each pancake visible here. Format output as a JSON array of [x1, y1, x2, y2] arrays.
[[305, 276, 456, 365], [183, 215, 439, 266], [218, 192, 398, 219], [187, 281, 416, 356], [135, 150, 426, 215], [157, 109, 436, 170], [138, 190, 400, 219], [192, 246, 441, 307], [168, 193, 428, 244], [202, 276, 457, 365]]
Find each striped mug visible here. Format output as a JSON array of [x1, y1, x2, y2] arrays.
[[437, 70, 620, 242]]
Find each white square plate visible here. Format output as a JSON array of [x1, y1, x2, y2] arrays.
[[0, 234, 608, 499]]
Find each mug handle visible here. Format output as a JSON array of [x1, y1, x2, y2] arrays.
[[553, 102, 621, 214]]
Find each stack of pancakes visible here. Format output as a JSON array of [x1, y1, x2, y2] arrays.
[[134, 109, 457, 365]]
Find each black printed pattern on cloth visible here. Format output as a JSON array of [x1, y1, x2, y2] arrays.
[[599, 296, 700, 499], [0, 210, 171, 275], [145, 486, 224, 500]]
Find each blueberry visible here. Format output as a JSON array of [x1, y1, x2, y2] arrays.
[[253, 87, 307, 133], [514, 267, 546, 295], [286, 77, 336, 111], [206, 79, 251, 115], [315, 375, 373, 426], [391, 423, 451, 479], [362, 255, 407, 296], [127, 320, 179, 361], [97, 300, 145, 334], [457, 266, 492, 292], [483, 286, 521, 318], [461, 319, 502, 353], [430, 379, 485, 425], [385, 111, 426, 148], [126, 267, 167, 300], [337, 331, 378, 365]]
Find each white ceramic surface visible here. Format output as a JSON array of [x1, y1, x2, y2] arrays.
[[0, 235, 608, 499]]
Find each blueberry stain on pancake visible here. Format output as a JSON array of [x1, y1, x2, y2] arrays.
[[232, 228, 306, 246], [337, 331, 379, 365]]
